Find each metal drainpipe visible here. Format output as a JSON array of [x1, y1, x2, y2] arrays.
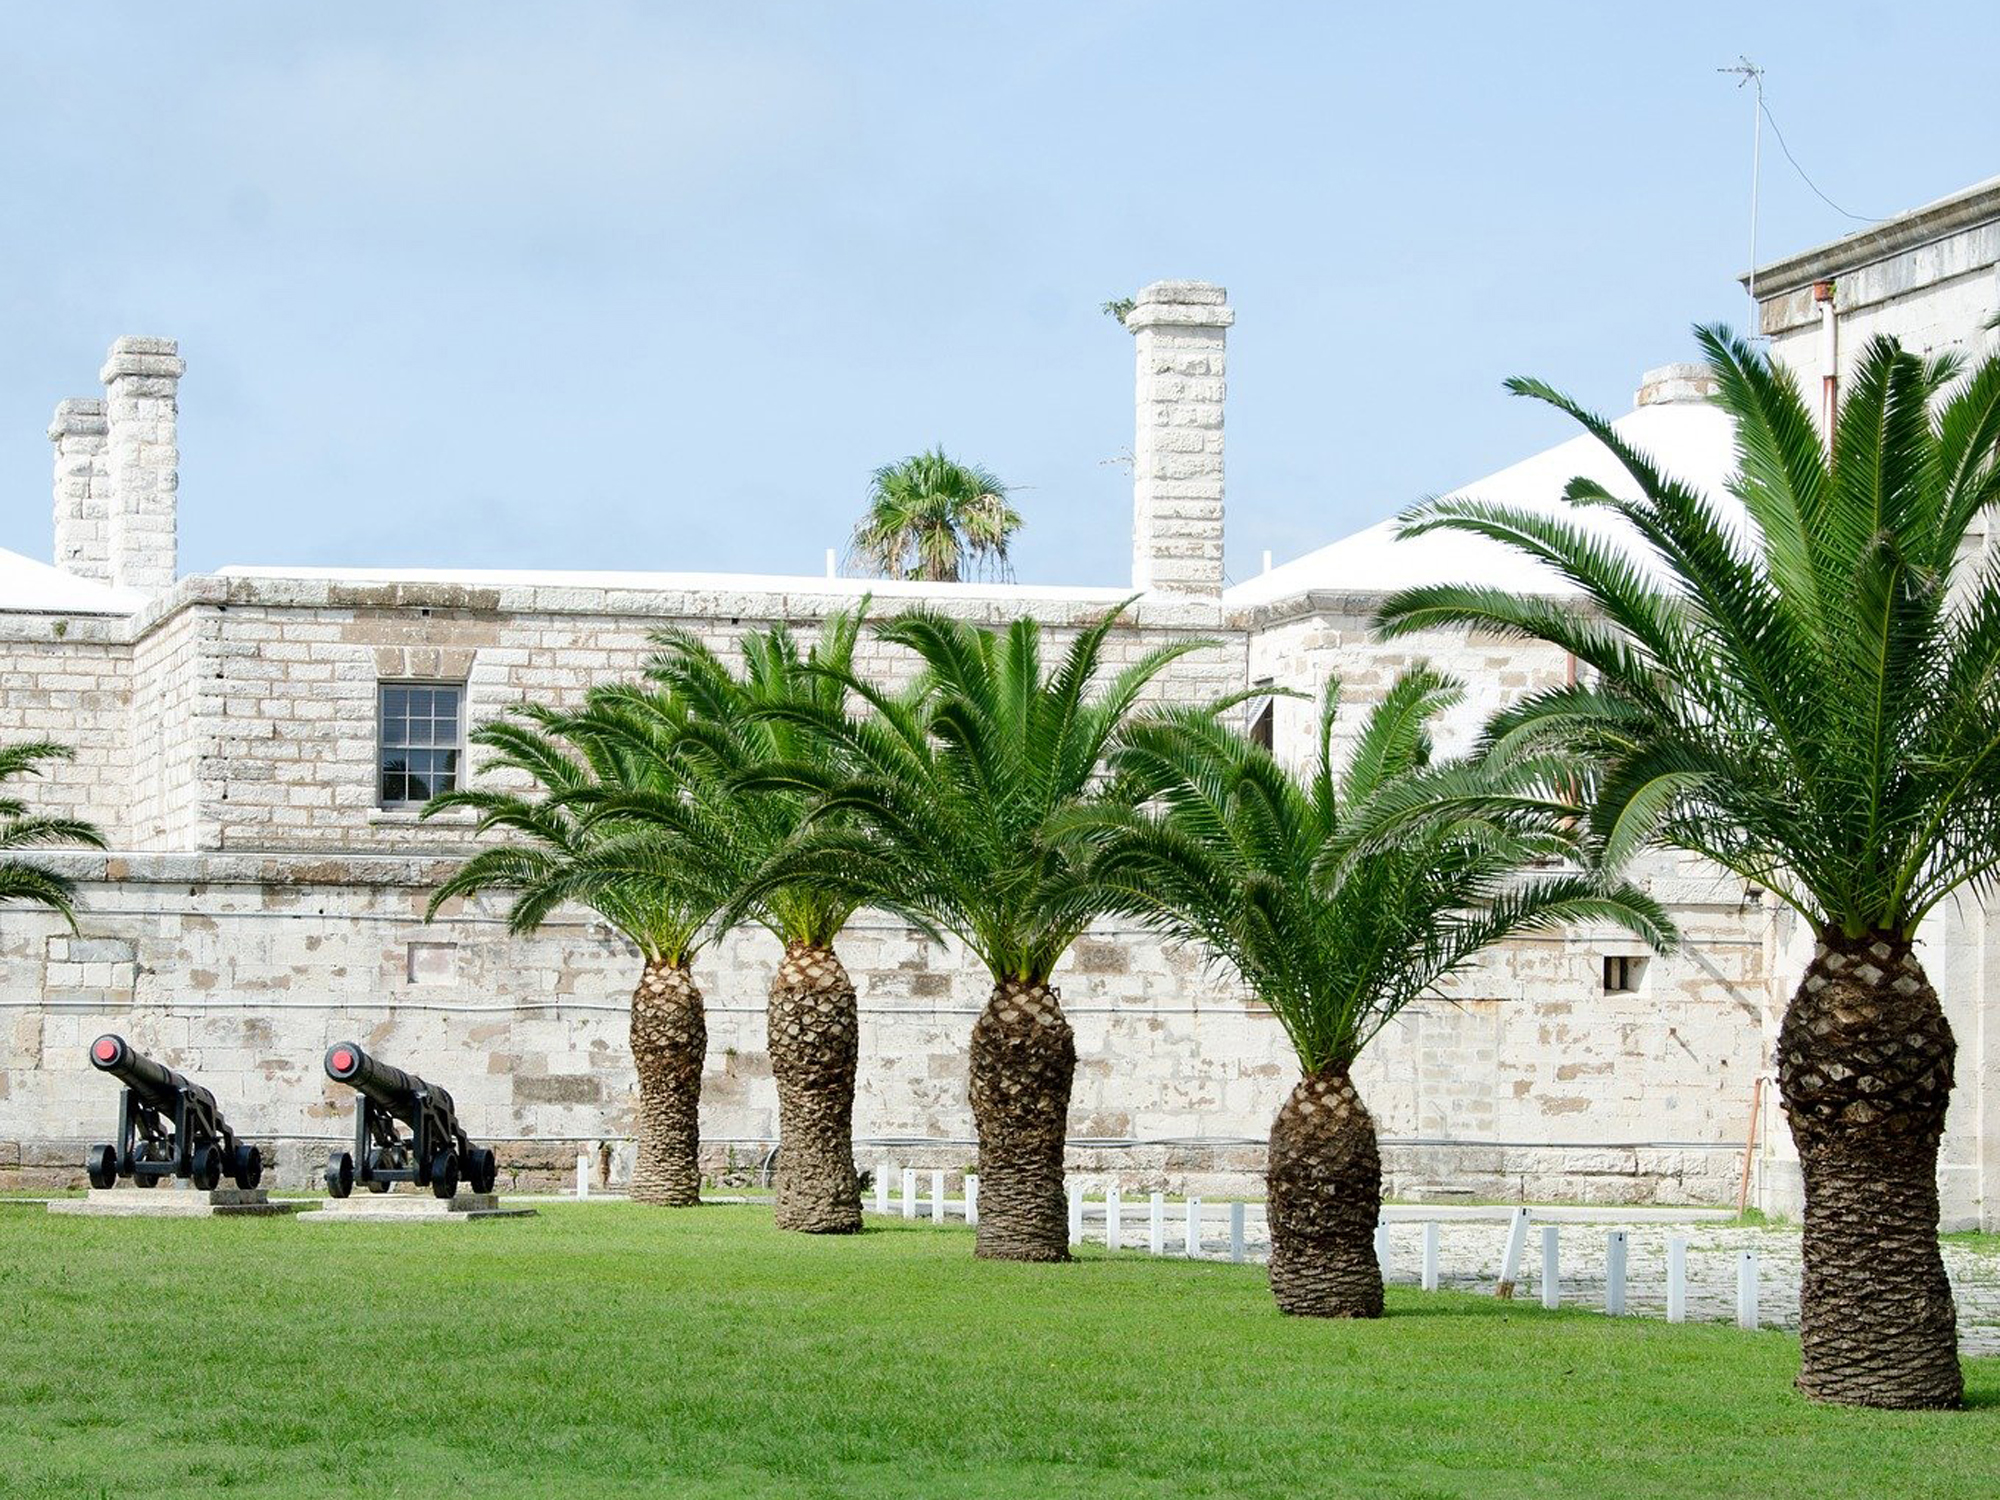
[[1814, 280, 1838, 449]]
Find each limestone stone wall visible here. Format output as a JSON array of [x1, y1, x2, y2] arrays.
[[1243, 596, 1577, 769], [54, 575, 1242, 856], [2, 850, 1773, 1205], [127, 603, 211, 849], [1753, 178, 1999, 437], [0, 577, 1798, 1208], [0, 612, 130, 841]]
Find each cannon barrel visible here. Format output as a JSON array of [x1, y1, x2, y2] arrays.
[[90, 1034, 212, 1113], [324, 1042, 455, 1128]]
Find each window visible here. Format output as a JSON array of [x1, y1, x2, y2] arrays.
[[378, 682, 463, 807], [1247, 679, 1275, 751], [1602, 955, 1646, 994]]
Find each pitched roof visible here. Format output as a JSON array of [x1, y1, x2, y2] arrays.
[[0, 547, 145, 614], [1226, 398, 1740, 610]]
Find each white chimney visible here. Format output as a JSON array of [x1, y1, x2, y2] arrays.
[[49, 397, 109, 583], [1634, 362, 1720, 410], [1127, 281, 1231, 596], [97, 335, 183, 593]]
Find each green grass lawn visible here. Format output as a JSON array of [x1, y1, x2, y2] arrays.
[[1, 1203, 1993, 1499]]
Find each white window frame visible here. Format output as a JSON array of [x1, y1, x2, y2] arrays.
[[376, 680, 466, 809]]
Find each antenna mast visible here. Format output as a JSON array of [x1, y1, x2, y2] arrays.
[[1719, 57, 1766, 334]]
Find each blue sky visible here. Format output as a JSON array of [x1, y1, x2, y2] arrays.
[[2, 3, 1994, 588]]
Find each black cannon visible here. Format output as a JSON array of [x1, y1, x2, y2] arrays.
[[322, 1042, 497, 1199], [85, 1034, 263, 1192]]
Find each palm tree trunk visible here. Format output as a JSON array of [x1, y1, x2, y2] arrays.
[[629, 958, 706, 1206], [768, 940, 862, 1233], [1266, 1068, 1384, 1318], [1777, 930, 1961, 1408], [968, 979, 1075, 1262]]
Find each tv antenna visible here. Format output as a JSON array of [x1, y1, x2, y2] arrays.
[[1718, 56, 1766, 333]]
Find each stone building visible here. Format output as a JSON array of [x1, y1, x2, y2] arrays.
[[4, 183, 1998, 1227]]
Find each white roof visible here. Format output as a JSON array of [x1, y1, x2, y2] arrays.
[[216, 564, 1132, 604], [0, 547, 145, 615], [1226, 399, 1740, 608]]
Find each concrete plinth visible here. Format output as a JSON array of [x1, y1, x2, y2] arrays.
[[295, 1191, 536, 1223], [49, 1187, 305, 1218]]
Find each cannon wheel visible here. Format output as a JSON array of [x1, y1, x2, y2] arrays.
[[429, 1150, 461, 1200], [230, 1144, 263, 1192], [324, 1150, 355, 1199], [469, 1148, 497, 1195], [190, 1146, 223, 1193], [365, 1147, 399, 1192], [86, 1144, 118, 1190]]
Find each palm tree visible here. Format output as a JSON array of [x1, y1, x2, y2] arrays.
[[636, 605, 874, 1233], [1377, 326, 2000, 1408], [424, 691, 744, 1207], [851, 448, 1020, 582], [0, 742, 105, 926], [750, 601, 1208, 1260], [1074, 670, 1669, 1316]]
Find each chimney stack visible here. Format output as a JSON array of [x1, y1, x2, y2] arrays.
[[96, 335, 183, 593], [1127, 281, 1231, 597], [1634, 362, 1720, 410], [48, 397, 110, 583]]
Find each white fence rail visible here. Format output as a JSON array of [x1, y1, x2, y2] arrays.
[[857, 1163, 1773, 1334]]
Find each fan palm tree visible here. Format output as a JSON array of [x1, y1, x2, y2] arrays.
[[748, 601, 1209, 1260], [1377, 326, 2000, 1408], [1074, 670, 1670, 1316], [0, 742, 105, 926], [423, 690, 744, 1207], [851, 448, 1020, 582], [633, 605, 873, 1233]]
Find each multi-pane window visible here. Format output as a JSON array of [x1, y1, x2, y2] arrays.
[[378, 683, 463, 807]]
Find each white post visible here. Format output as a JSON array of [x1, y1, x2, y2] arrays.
[[1068, 1181, 1084, 1246], [930, 1170, 946, 1225], [575, 1152, 590, 1200], [1606, 1230, 1629, 1315], [1185, 1196, 1202, 1258], [1737, 1250, 1759, 1330], [1540, 1225, 1561, 1310], [1149, 1192, 1165, 1255], [1667, 1235, 1688, 1324], [1497, 1206, 1530, 1299], [1373, 1221, 1391, 1277], [964, 1173, 979, 1227], [874, 1161, 891, 1215], [1421, 1221, 1440, 1293], [1229, 1201, 1246, 1263], [901, 1167, 917, 1220], [1105, 1183, 1122, 1251]]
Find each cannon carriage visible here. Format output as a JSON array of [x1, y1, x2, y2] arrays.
[[84, 1034, 264, 1192], [322, 1042, 497, 1199]]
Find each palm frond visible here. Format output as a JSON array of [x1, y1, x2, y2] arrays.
[[1380, 325, 2000, 940], [1085, 671, 1671, 1074], [0, 741, 104, 928]]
